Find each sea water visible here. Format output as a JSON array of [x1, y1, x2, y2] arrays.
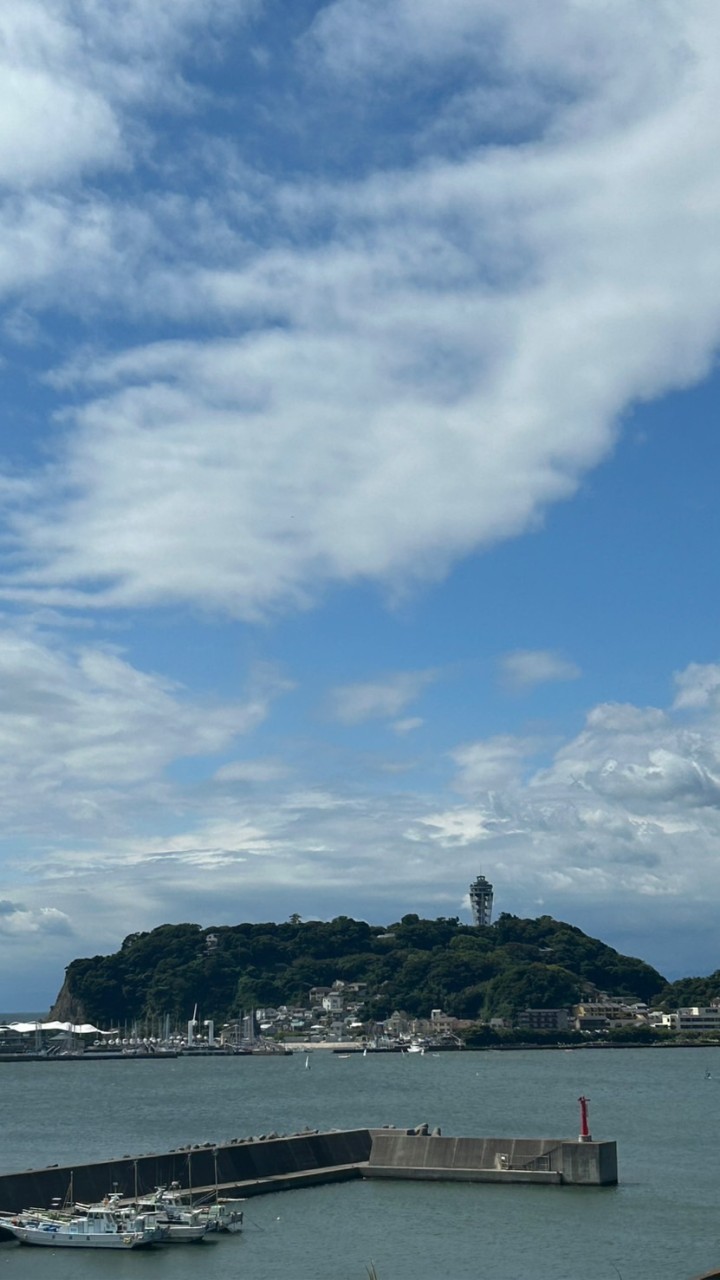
[[0, 1046, 717, 1280]]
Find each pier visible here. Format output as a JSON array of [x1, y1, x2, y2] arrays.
[[365, 1129, 618, 1185], [0, 1121, 617, 1223]]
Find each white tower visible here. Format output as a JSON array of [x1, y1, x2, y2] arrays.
[[469, 874, 493, 926]]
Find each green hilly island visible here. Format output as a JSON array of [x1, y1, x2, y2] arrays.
[[48, 912, 706, 1031]]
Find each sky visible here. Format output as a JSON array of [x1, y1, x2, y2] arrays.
[[2, 0, 720, 1007]]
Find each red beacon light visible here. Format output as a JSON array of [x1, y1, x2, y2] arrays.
[[578, 1095, 592, 1142]]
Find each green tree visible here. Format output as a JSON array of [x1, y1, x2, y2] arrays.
[[484, 963, 582, 1018]]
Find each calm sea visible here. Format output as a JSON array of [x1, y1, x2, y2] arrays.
[[0, 1045, 717, 1280]]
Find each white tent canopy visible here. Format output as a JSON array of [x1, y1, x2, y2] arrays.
[[1, 1021, 105, 1034]]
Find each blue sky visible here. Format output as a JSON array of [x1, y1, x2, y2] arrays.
[[2, 0, 720, 1007]]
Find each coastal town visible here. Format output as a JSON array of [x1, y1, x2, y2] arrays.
[[3, 978, 720, 1059], [3, 876, 719, 1058]]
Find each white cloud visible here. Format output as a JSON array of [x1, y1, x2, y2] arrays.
[[391, 717, 424, 735], [214, 759, 290, 784], [673, 662, 720, 710], [328, 671, 436, 724], [0, 900, 72, 937], [0, 1, 259, 189], [0, 1, 261, 322], [0, 3, 123, 188], [4, 3, 720, 994], [498, 649, 581, 692], [5, 659, 720, 991], [419, 665, 720, 926], [417, 809, 495, 846], [1, 7, 720, 615], [0, 625, 280, 838], [451, 736, 542, 793]]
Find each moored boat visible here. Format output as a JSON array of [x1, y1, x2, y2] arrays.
[[134, 1181, 243, 1235], [205, 1197, 244, 1233], [1, 1204, 157, 1249], [131, 1187, 210, 1242]]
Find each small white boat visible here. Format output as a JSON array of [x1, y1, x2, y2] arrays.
[[3, 1204, 156, 1249], [132, 1193, 208, 1243], [205, 1197, 244, 1234], [140, 1180, 244, 1235]]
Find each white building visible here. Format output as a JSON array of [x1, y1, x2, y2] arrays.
[[322, 992, 344, 1014], [651, 1006, 720, 1033]]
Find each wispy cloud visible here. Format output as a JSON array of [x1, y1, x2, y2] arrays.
[[328, 671, 436, 724], [391, 717, 424, 735], [3, 660, 720, 986], [214, 759, 290, 784], [498, 648, 581, 692], [0, 624, 280, 836], [0, 9, 718, 618]]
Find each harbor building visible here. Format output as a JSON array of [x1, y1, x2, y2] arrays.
[[469, 874, 494, 927], [647, 1006, 720, 1033]]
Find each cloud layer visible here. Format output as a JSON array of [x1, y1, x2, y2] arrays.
[[1, 4, 720, 618], [3, 639, 720, 991], [0, 3, 719, 1000]]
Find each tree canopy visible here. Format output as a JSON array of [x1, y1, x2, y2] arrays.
[[50, 911, 668, 1029]]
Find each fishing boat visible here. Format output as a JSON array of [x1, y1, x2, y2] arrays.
[[1, 1203, 157, 1249], [204, 1196, 245, 1234], [147, 1183, 244, 1235], [130, 1191, 209, 1243], [129, 1183, 248, 1240]]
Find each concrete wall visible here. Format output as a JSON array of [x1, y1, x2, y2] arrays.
[[0, 1129, 373, 1214], [0, 1127, 618, 1214], [366, 1134, 617, 1186], [558, 1140, 618, 1185]]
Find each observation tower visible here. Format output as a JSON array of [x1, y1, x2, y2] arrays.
[[469, 874, 494, 927]]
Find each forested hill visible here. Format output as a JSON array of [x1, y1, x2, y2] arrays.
[[50, 913, 668, 1028]]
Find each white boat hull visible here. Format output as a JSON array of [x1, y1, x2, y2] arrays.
[[5, 1221, 152, 1249], [162, 1222, 208, 1243]]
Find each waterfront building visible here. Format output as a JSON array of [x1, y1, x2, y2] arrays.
[[469, 874, 494, 926], [517, 1008, 570, 1031], [650, 1006, 720, 1033], [573, 999, 639, 1031]]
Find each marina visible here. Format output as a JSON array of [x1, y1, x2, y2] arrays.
[[0, 1046, 716, 1278]]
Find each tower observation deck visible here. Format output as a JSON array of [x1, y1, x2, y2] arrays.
[[469, 875, 494, 927]]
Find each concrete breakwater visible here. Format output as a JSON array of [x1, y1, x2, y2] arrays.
[[366, 1131, 618, 1186], [0, 1125, 618, 1223], [0, 1129, 373, 1217]]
